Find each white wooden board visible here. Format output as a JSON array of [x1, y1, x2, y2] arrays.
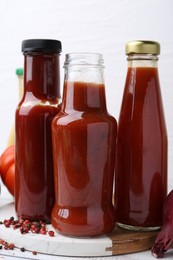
[[0, 202, 158, 257], [0, 202, 112, 257]]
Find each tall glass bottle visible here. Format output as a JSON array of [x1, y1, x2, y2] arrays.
[[115, 41, 167, 231], [7, 68, 23, 147], [51, 53, 117, 237], [15, 39, 62, 223]]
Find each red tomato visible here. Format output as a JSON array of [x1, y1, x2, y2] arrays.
[[0, 145, 15, 196]]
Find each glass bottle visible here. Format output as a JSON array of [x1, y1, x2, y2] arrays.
[[51, 53, 117, 237], [15, 39, 62, 223], [16, 67, 24, 101], [7, 68, 23, 147], [115, 41, 167, 231]]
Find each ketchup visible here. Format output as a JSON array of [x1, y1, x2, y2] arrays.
[[51, 53, 117, 237], [115, 41, 167, 231], [15, 39, 62, 223]]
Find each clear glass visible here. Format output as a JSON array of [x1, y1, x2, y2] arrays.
[[127, 54, 158, 66], [51, 53, 117, 237], [63, 53, 104, 83]]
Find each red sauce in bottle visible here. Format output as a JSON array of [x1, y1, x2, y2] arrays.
[[115, 63, 167, 230], [15, 39, 62, 223], [51, 53, 117, 237]]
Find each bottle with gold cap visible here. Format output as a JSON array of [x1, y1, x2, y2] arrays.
[[115, 40, 167, 231]]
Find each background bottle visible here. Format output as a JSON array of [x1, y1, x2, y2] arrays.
[[115, 41, 167, 231], [7, 68, 23, 146], [15, 39, 62, 223]]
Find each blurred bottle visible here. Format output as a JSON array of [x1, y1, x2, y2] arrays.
[[16, 68, 23, 101], [7, 68, 23, 146]]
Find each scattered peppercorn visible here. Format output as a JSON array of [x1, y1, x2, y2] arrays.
[[40, 228, 46, 235], [1, 217, 55, 237], [48, 230, 55, 237], [8, 243, 15, 250], [0, 239, 15, 250], [20, 226, 29, 234], [0, 217, 56, 255], [4, 219, 11, 228]]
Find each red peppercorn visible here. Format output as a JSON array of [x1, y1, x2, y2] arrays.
[[4, 244, 9, 250], [4, 220, 11, 228], [35, 227, 40, 233], [8, 243, 15, 250], [30, 225, 40, 233], [19, 219, 24, 224], [13, 223, 21, 229], [20, 226, 29, 234], [48, 230, 55, 237], [40, 228, 47, 235], [23, 220, 30, 225], [0, 239, 4, 244]]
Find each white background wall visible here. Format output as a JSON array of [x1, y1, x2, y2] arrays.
[[0, 0, 172, 189]]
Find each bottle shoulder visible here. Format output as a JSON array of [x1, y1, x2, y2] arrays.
[[52, 110, 117, 127], [21, 92, 61, 103], [16, 92, 61, 116]]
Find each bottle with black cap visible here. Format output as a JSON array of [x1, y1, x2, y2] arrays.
[[15, 39, 62, 223]]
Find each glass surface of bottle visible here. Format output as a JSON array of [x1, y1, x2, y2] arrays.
[[51, 53, 117, 237], [115, 41, 167, 231], [7, 68, 23, 147], [16, 67, 24, 101], [15, 39, 62, 223]]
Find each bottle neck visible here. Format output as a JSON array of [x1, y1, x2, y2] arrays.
[[24, 53, 61, 99], [62, 80, 107, 113], [125, 54, 160, 93], [127, 54, 159, 68], [62, 53, 107, 112]]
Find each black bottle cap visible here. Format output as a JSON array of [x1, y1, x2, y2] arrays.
[[22, 39, 62, 54]]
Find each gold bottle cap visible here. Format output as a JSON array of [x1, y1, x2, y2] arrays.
[[125, 40, 160, 55]]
